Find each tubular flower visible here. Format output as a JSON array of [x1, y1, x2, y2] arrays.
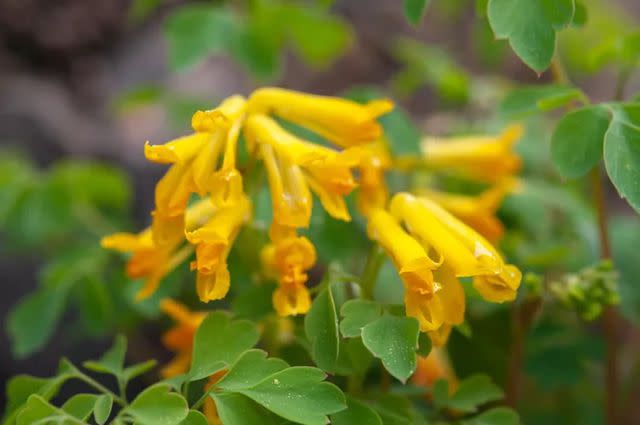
[[411, 348, 458, 393], [261, 225, 316, 316], [145, 95, 247, 215], [415, 124, 523, 182], [186, 196, 251, 303], [416, 178, 518, 242], [100, 229, 192, 301], [244, 114, 359, 226], [354, 139, 392, 216], [247, 87, 393, 147], [101, 200, 216, 300], [159, 298, 207, 377], [390, 193, 521, 303]]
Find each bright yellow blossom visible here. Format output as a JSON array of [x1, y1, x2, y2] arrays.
[[159, 298, 206, 377], [416, 178, 517, 242], [186, 196, 251, 303], [414, 124, 523, 182], [145, 95, 247, 213], [261, 225, 316, 316], [244, 114, 359, 226], [354, 140, 392, 216], [390, 192, 521, 302], [247, 87, 393, 147]]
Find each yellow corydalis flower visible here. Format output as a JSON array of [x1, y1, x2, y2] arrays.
[[354, 140, 392, 216], [186, 196, 251, 303], [159, 298, 206, 377], [244, 114, 359, 225], [367, 208, 465, 336], [262, 225, 316, 316], [390, 193, 521, 303], [247, 87, 393, 148], [419, 124, 523, 182], [101, 229, 192, 301], [416, 179, 518, 242], [145, 95, 247, 216]]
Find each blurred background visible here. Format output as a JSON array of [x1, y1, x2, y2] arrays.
[[1, 0, 639, 422]]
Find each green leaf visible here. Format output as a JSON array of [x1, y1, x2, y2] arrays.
[[361, 315, 420, 383], [4, 375, 50, 421], [123, 360, 158, 382], [188, 312, 259, 380], [604, 104, 640, 213], [551, 105, 611, 179], [7, 284, 70, 357], [236, 367, 346, 425], [572, 1, 587, 27], [165, 4, 239, 70], [499, 84, 584, 118], [464, 407, 520, 425], [540, 0, 575, 29], [126, 384, 189, 425], [488, 0, 571, 72], [216, 349, 288, 391], [285, 5, 352, 68], [0, 153, 35, 226], [404, 0, 430, 25], [83, 334, 127, 378], [61, 394, 98, 420], [212, 393, 280, 425], [447, 374, 504, 413], [76, 276, 114, 335], [93, 394, 113, 425], [611, 217, 640, 322], [432, 379, 449, 409], [304, 285, 339, 371], [129, 0, 162, 21], [331, 397, 383, 425], [229, 10, 282, 80], [417, 332, 432, 356], [339, 299, 382, 338], [16, 395, 57, 425], [179, 410, 210, 425]]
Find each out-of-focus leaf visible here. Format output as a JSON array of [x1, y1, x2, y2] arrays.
[[611, 217, 640, 323], [165, 4, 239, 70], [551, 105, 611, 179], [113, 85, 164, 112], [499, 85, 585, 118], [590, 31, 640, 71], [129, 0, 162, 21], [61, 394, 98, 420], [488, 0, 573, 72], [603, 104, 640, 213], [83, 334, 127, 378], [331, 397, 383, 425], [0, 153, 35, 226], [285, 4, 352, 68], [446, 374, 504, 413], [93, 394, 113, 425], [305, 285, 340, 372], [403, 0, 431, 25], [464, 407, 520, 425]]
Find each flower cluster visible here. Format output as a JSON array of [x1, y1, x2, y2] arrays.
[[102, 88, 392, 315]]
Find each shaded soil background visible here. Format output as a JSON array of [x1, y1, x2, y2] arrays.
[[1, 0, 639, 411]]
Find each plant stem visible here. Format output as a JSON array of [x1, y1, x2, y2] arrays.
[[591, 167, 619, 425], [360, 244, 385, 300], [75, 372, 127, 407]]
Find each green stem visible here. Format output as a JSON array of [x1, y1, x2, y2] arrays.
[[360, 244, 385, 300], [74, 372, 127, 407], [191, 391, 211, 410]]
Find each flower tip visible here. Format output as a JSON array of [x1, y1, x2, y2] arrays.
[[191, 110, 229, 133], [144, 141, 179, 164], [365, 98, 394, 117], [502, 123, 524, 144]]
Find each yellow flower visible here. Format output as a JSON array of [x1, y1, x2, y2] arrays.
[[244, 114, 359, 226], [186, 196, 251, 302], [101, 229, 193, 301], [354, 140, 392, 216], [390, 192, 521, 302], [411, 348, 458, 392], [262, 225, 316, 316], [145, 95, 247, 217], [416, 178, 517, 242], [417, 124, 523, 182], [159, 298, 206, 377], [101, 200, 217, 300], [247, 87, 393, 147]]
